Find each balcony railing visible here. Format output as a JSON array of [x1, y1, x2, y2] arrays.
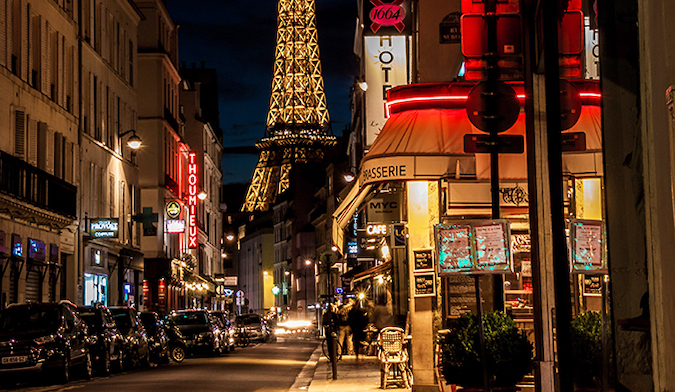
[[0, 151, 77, 218]]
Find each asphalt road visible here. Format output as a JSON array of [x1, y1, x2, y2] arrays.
[[4, 338, 320, 392]]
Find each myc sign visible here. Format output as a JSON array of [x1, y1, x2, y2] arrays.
[[90, 219, 119, 238]]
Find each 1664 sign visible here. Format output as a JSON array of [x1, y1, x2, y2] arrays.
[[188, 152, 198, 249]]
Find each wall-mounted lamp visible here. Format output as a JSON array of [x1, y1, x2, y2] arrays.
[[119, 130, 142, 150], [226, 234, 235, 241], [358, 81, 368, 92], [344, 172, 355, 183], [197, 191, 207, 200]]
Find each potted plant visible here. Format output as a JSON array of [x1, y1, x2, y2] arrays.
[[439, 311, 534, 391], [570, 311, 603, 391]]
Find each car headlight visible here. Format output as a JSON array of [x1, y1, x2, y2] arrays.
[[34, 335, 56, 345]]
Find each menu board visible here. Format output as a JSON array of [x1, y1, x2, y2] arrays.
[[436, 220, 513, 275], [414, 273, 436, 297], [413, 249, 434, 272], [437, 223, 472, 273], [444, 275, 477, 317], [583, 275, 603, 296], [569, 219, 607, 273]]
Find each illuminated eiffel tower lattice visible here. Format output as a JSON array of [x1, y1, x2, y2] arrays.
[[242, 0, 336, 212]]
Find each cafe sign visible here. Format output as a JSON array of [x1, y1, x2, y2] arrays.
[[90, 219, 119, 238]]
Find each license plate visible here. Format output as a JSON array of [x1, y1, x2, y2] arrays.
[[1, 356, 28, 365]]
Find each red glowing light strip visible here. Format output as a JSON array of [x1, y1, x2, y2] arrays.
[[385, 92, 599, 116], [187, 152, 198, 249], [579, 92, 601, 98]]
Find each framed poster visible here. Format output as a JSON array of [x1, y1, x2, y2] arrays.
[[569, 219, 607, 273], [413, 249, 434, 272], [413, 272, 436, 297], [436, 220, 513, 275], [474, 221, 512, 272], [437, 223, 472, 274]]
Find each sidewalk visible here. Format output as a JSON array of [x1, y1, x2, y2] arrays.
[[290, 344, 535, 392], [293, 345, 411, 392]]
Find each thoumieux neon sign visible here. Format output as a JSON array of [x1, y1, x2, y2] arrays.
[[188, 152, 198, 249]]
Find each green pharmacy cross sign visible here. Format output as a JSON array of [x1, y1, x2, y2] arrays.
[[435, 220, 513, 275], [132, 207, 159, 236]]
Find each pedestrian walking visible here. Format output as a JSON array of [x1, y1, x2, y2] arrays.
[[348, 301, 369, 359], [336, 298, 354, 355]]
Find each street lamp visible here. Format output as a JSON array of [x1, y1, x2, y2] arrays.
[[119, 129, 142, 150], [304, 259, 313, 318]]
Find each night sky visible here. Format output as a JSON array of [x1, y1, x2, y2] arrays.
[[166, 0, 359, 184]]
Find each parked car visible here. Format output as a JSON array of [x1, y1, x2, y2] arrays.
[[109, 307, 150, 369], [0, 302, 92, 385], [234, 313, 271, 343], [139, 311, 170, 365], [209, 311, 235, 352], [77, 305, 125, 375], [168, 310, 224, 356], [163, 318, 187, 362]]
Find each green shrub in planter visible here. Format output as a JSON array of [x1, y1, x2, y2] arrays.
[[570, 311, 603, 390], [440, 311, 534, 389]]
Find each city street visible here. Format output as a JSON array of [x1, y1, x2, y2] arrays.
[[3, 339, 319, 392]]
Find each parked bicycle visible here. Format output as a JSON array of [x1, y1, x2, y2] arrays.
[[321, 335, 342, 361]]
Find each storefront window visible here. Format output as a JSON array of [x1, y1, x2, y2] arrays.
[[84, 272, 107, 306]]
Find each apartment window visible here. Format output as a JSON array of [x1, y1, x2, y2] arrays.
[[14, 109, 25, 159], [11, 0, 21, 76], [93, 75, 100, 141], [29, 12, 40, 89]]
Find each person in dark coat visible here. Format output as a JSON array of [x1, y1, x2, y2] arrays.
[[348, 302, 369, 359]]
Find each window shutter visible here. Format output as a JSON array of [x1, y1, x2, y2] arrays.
[[26, 115, 37, 166], [64, 139, 73, 183], [37, 121, 54, 174], [59, 35, 64, 105], [0, 0, 6, 67], [54, 131, 63, 179], [100, 4, 106, 60], [40, 21, 51, 94], [21, 0, 28, 81], [14, 109, 25, 159]]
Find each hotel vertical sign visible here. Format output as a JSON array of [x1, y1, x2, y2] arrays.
[[364, 36, 408, 148], [187, 152, 198, 249]]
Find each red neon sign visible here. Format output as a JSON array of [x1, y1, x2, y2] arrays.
[[188, 152, 198, 249]]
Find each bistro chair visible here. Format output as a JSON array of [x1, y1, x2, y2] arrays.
[[377, 327, 412, 389]]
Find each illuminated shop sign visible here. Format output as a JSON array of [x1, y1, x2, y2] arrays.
[[363, 0, 412, 36], [90, 219, 119, 238], [366, 224, 388, 236], [188, 152, 198, 249], [166, 201, 182, 219], [28, 238, 46, 261], [364, 35, 408, 147], [166, 220, 186, 234]]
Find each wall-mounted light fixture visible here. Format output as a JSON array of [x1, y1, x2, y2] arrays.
[[119, 130, 142, 150], [197, 191, 208, 200]]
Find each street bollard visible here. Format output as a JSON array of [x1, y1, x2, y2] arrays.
[[330, 331, 338, 380]]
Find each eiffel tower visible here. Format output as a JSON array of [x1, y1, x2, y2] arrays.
[[242, 0, 337, 212]]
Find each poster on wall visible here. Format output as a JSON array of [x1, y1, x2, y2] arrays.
[[436, 220, 513, 275], [569, 219, 607, 273]]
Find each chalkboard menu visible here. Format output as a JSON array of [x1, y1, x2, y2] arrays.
[[444, 275, 477, 317], [583, 275, 603, 296], [413, 249, 434, 272], [414, 273, 436, 297]]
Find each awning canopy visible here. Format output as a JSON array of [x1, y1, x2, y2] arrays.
[[331, 81, 602, 252], [354, 260, 393, 283], [331, 179, 373, 254]]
